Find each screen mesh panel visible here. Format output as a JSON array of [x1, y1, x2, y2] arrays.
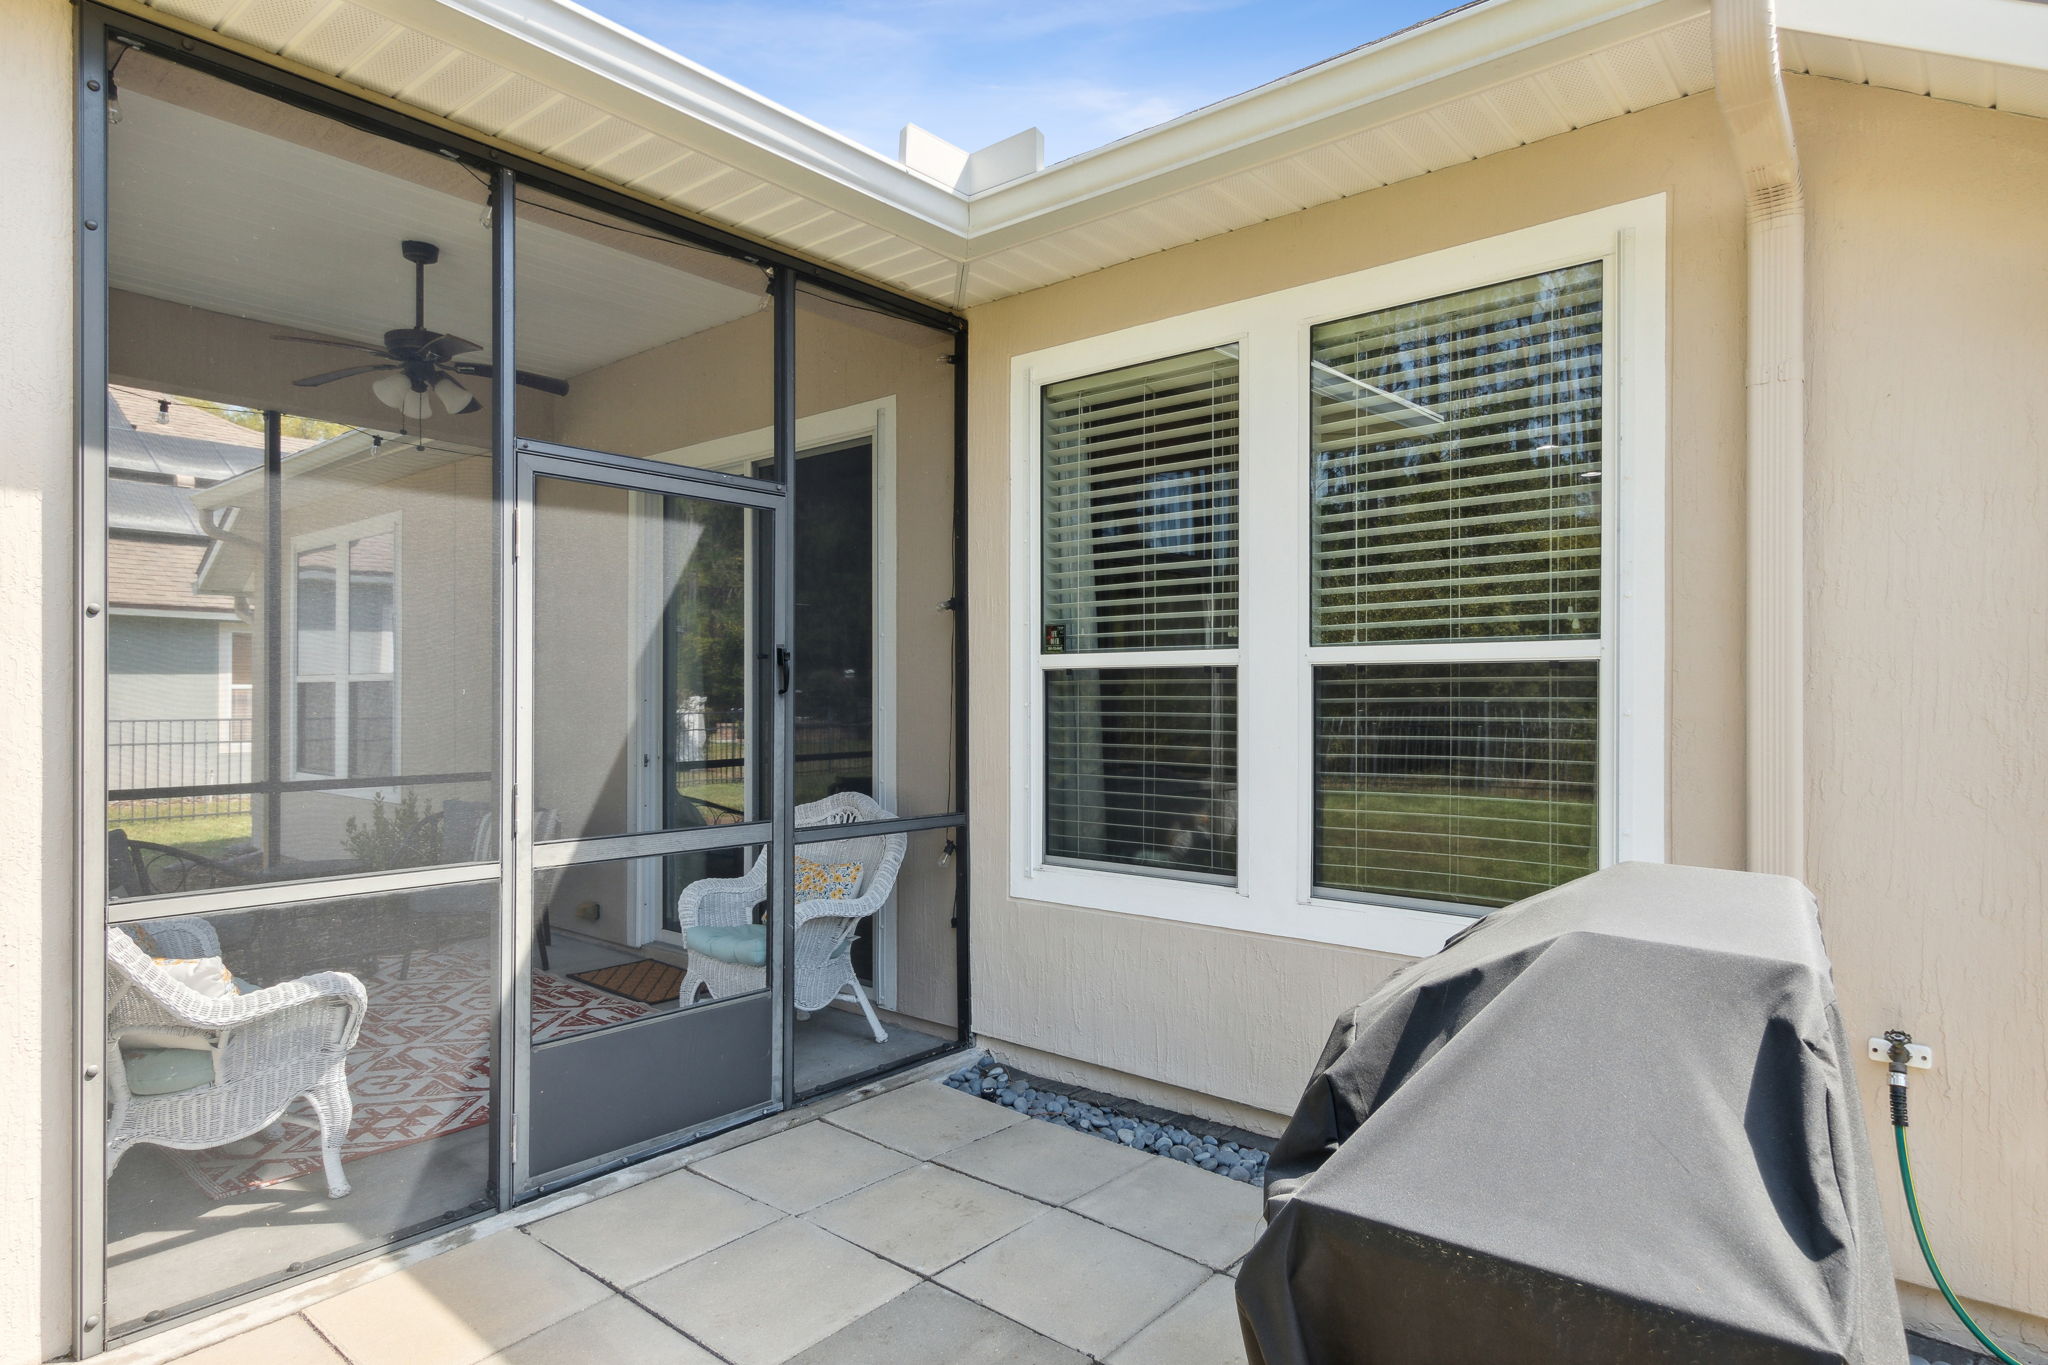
[[1042, 348, 1238, 654], [1045, 668, 1237, 879], [1312, 264, 1603, 645], [1314, 661, 1597, 910]]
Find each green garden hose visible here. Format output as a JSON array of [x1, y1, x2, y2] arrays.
[[1887, 1030, 2028, 1365]]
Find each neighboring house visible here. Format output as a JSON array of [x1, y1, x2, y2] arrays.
[[101, 389, 313, 806], [2, 0, 2046, 1361]]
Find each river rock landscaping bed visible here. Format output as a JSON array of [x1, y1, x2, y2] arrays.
[[943, 1053, 1272, 1184]]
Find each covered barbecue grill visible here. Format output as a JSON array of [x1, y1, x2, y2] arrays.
[[1237, 862, 1906, 1365]]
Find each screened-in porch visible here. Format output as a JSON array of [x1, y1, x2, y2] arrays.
[[83, 15, 966, 1345]]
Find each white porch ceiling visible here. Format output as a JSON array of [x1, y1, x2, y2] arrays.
[[117, 0, 2048, 314]]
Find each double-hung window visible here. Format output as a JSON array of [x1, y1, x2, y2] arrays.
[[291, 517, 399, 780], [1015, 201, 1666, 952], [1039, 349, 1241, 882]]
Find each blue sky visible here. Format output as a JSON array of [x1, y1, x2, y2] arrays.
[[578, 0, 1457, 165]]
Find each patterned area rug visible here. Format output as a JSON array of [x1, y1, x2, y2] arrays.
[[168, 946, 651, 1200], [569, 957, 686, 1005]]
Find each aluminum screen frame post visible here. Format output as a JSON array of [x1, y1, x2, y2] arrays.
[[74, 11, 113, 1355], [491, 162, 522, 1211], [771, 266, 799, 1108], [952, 325, 972, 1045]]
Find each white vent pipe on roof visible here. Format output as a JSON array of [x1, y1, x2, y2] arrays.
[[1714, 0, 1807, 880]]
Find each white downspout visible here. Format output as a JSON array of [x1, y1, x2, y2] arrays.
[[1714, 0, 1807, 880]]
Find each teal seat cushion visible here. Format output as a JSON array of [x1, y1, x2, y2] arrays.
[[123, 1047, 216, 1096], [685, 924, 769, 969]]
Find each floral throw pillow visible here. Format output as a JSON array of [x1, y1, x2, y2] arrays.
[[153, 955, 241, 999], [794, 856, 863, 902]]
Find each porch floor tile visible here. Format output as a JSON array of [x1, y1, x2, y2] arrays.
[[630, 1217, 917, 1365], [154, 1079, 1252, 1365], [931, 1108, 1154, 1204], [785, 1281, 1089, 1364], [1107, 1275, 1246, 1365], [480, 1296, 718, 1364], [302, 1231, 607, 1365], [164, 1315, 347, 1365], [805, 1162, 1046, 1274], [1069, 1152, 1265, 1268], [936, 1208, 1211, 1357], [822, 1074, 1027, 1158], [690, 1117, 918, 1213], [527, 1167, 779, 1286]]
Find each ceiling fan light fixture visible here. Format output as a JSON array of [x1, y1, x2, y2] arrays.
[[372, 372, 433, 420], [434, 376, 482, 416]]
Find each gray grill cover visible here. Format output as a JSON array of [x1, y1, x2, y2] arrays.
[[1237, 863, 1905, 1365]]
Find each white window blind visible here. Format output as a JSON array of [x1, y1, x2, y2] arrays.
[[1044, 668, 1237, 879], [1311, 264, 1603, 645], [1041, 347, 1238, 654]]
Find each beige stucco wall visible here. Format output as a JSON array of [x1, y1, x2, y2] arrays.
[[1794, 76, 2048, 1347], [0, 0, 74, 1359], [965, 73, 2048, 1347], [963, 87, 1751, 1126]]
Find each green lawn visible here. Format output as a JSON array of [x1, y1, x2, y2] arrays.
[[1316, 785, 1595, 908], [679, 771, 863, 823], [107, 808, 255, 863]]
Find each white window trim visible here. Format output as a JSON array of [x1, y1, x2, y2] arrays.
[[1007, 196, 1667, 956], [656, 398, 903, 1008], [287, 511, 402, 786]]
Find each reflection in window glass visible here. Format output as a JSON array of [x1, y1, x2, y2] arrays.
[[294, 681, 335, 777], [295, 546, 338, 675], [1314, 661, 1597, 910], [348, 532, 397, 674], [1310, 265, 1603, 645], [1045, 668, 1237, 880]]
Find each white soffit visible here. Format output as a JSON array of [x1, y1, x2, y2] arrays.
[[1777, 0, 2048, 122], [119, 0, 2048, 312]]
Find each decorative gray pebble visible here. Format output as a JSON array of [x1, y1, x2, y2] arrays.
[[946, 1053, 1267, 1186]]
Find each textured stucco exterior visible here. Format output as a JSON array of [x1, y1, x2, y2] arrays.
[[965, 76, 2048, 1349], [1796, 76, 2048, 1350], [0, 0, 76, 1359], [964, 86, 1750, 1119]]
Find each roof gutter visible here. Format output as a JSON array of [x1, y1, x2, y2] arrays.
[[1713, 0, 1806, 880]]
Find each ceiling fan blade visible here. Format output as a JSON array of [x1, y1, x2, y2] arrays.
[[422, 333, 484, 361], [274, 335, 390, 356], [447, 362, 571, 397], [293, 363, 398, 387]]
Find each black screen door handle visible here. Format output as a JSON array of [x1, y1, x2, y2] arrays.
[[775, 646, 792, 696]]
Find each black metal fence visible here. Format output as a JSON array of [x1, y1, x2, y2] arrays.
[[107, 718, 254, 825], [674, 707, 875, 811]]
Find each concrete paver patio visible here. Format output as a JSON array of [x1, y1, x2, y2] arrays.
[[148, 1076, 1260, 1365]]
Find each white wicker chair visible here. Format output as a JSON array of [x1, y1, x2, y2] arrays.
[[106, 918, 368, 1199], [676, 791, 904, 1043]]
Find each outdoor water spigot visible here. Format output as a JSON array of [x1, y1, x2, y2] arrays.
[[1884, 1029, 1914, 1126]]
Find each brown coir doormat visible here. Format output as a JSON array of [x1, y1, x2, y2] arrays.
[[569, 958, 685, 1005]]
